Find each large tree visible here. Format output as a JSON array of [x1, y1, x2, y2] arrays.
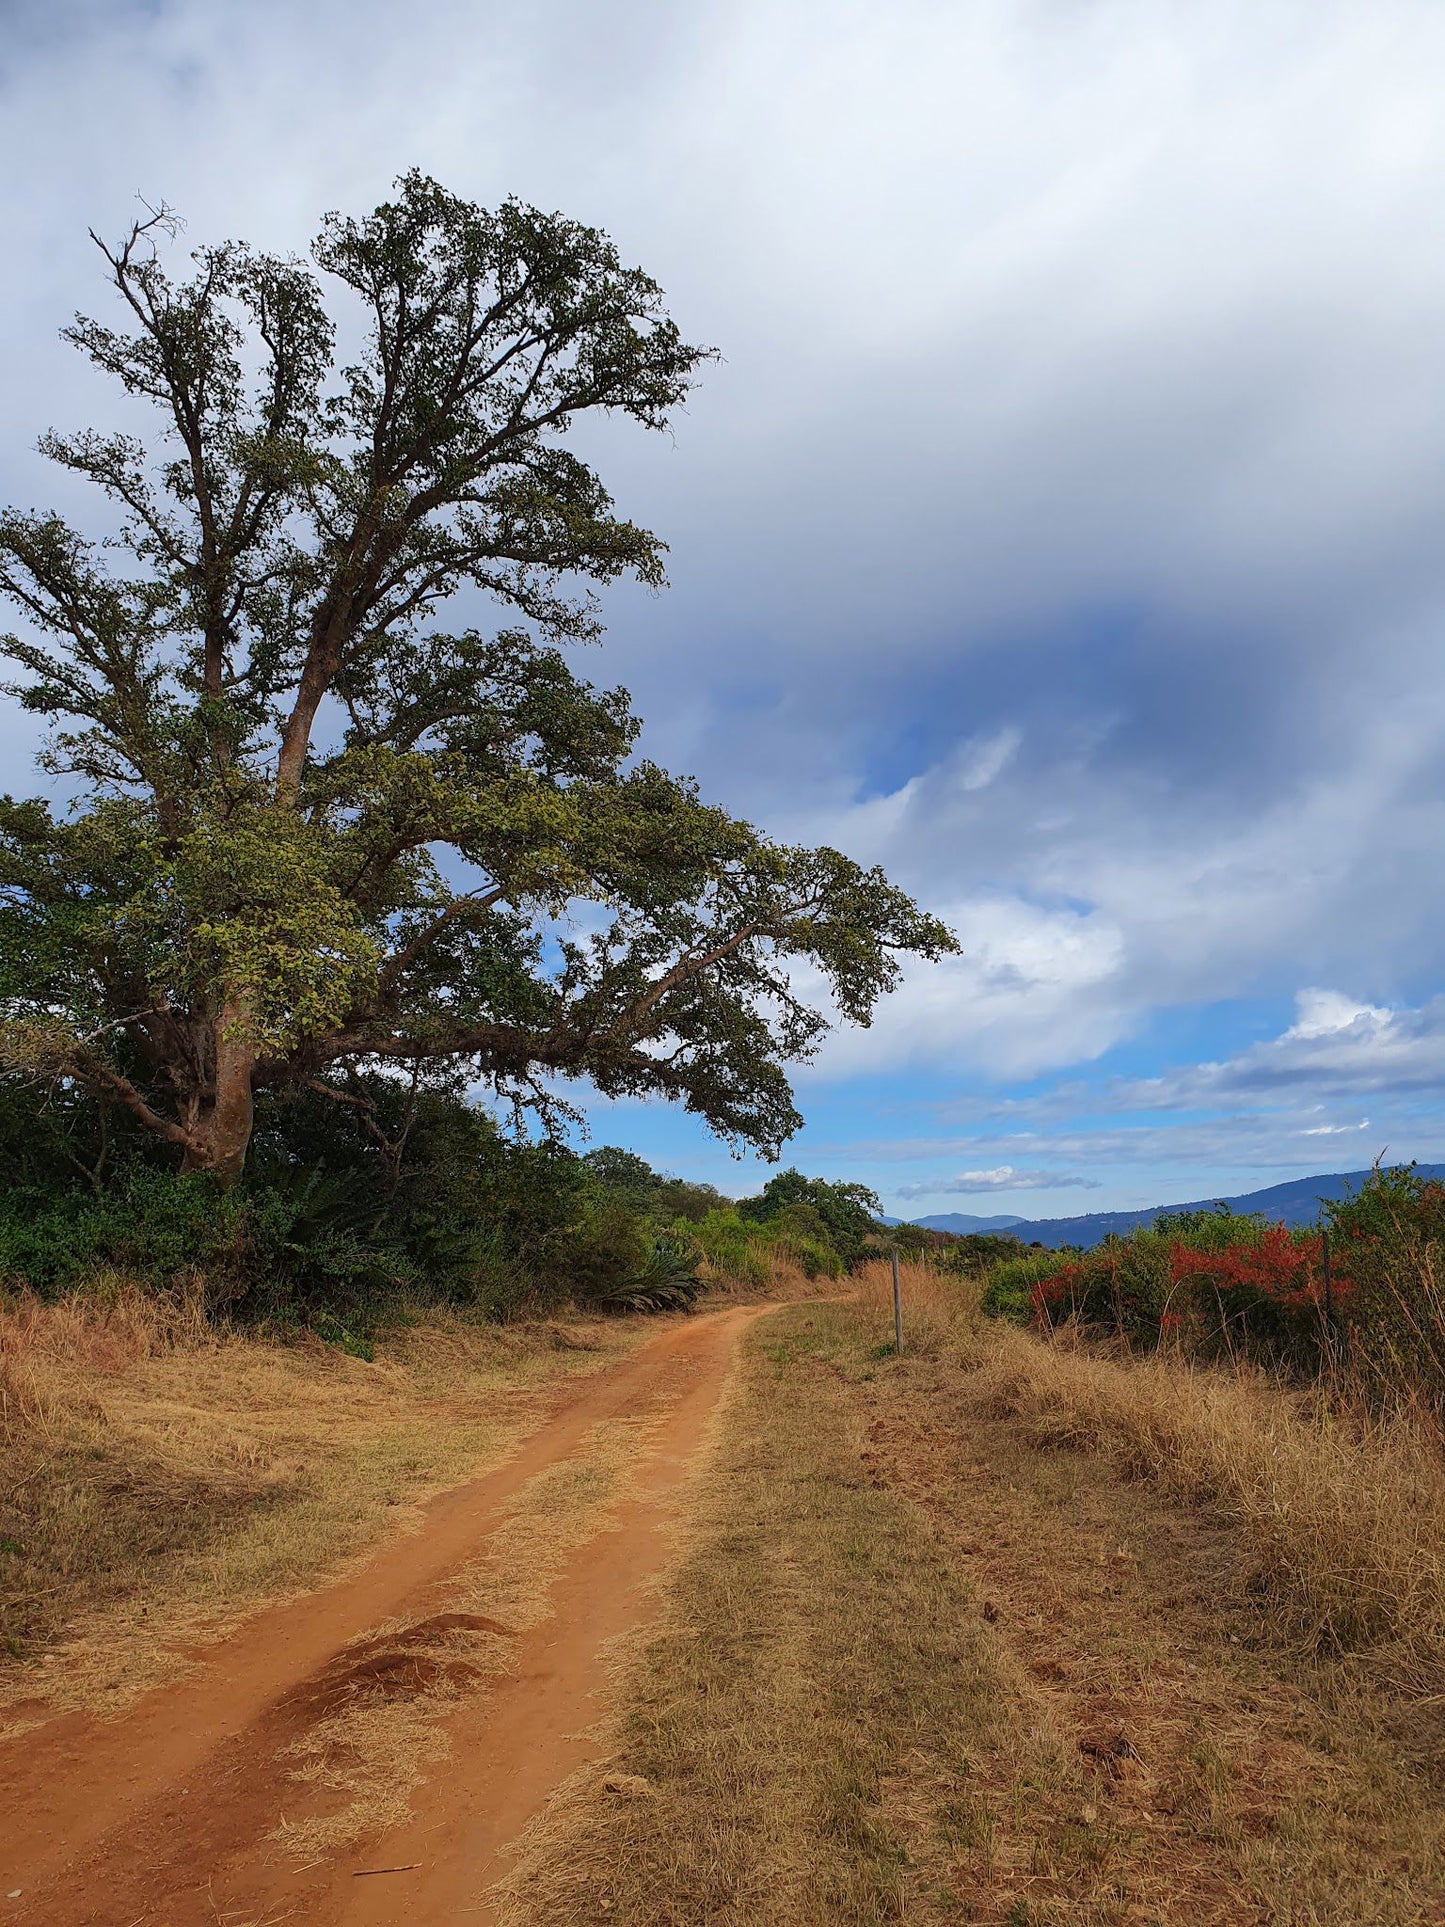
[[0, 175, 954, 1185]]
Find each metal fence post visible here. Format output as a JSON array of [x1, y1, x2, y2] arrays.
[[892, 1245, 903, 1356]]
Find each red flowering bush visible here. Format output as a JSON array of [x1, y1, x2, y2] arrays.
[[1019, 1206, 1346, 1366], [1030, 1241, 1170, 1343], [987, 1166, 1445, 1410], [1166, 1224, 1348, 1362]]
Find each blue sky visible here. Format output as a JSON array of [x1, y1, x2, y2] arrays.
[[5, 0, 1445, 1217]]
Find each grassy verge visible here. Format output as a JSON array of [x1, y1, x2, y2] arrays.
[[503, 1282, 1445, 1924], [855, 1258, 1445, 1709], [0, 1285, 648, 1718], [969, 1325, 1445, 1705]]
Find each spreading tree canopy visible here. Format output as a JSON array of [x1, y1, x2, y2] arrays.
[[0, 175, 955, 1185]]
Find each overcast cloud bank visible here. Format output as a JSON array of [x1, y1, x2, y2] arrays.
[[4, 0, 1445, 1211]]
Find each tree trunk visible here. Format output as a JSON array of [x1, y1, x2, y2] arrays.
[[184, 999, 256, 1188]]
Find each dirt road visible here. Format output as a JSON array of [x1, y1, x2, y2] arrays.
[[0, 1302, 766, 1926]]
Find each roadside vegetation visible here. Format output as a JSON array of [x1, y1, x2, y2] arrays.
[[932, 1170, 1445, 1708], [504, 1189, 1445, 1924], [0, 1061, 880, 1327], [979, 1163, 1445, 1417]]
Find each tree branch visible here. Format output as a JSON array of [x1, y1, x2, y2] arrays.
[[375, 888, 508, 998], [78, 1056, 196, 1151]]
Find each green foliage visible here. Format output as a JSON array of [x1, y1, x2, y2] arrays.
[[871, 1221, 959, 1263], [1323, 1165, 1445, 1411], [0, 1164, 253, 1300], [688, 1207, 774, 1290], [309, 1310, 377, 1362], [1151, 1204, 1267, 1249], [939, 1231, 1032, 1276], [979, 1247, 1072, 1324], [1060, 1232, 1176, 1343], [1324, 1163, 1445, 1248], [0, 1153, 415, 1334], [737, 1168, 881, 1266], [588, 1231, 702, 1315], [764, 1203, 846, 1280], [0, 175, 956, 1184], [582, 1145, 725, 1222], [0, 1074, 813, 1323], [0, 1040, 884, 1329]]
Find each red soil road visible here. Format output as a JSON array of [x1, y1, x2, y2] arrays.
[[0, 1302, 767, 1926]]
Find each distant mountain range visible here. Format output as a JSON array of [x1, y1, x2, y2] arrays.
[[881, 1210, 1026, 1234], [898, 1167, 1445, 1250]]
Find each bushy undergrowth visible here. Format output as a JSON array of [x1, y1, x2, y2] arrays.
[[0, 1076, 874, 1331], [979, 1246, 1075, 1324], [971, 1167, 1445, 1418]]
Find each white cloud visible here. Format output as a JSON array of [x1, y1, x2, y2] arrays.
[[1155, 995, 1445, 1105], [806, 895, 1129, 1081], [1286, 989, 1392, 1039], [896, 1165, 1101, 1198], [7, 0, 1445, 1164], [954, 727, 1022, 794]]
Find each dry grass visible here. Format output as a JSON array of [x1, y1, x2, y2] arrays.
[[852, 1256, 984, 1355], [853, 1262, 1445, 1706], [848, 1316, 1445, 1923], [502, 1295, 1445, 1925], [0, 1284, 647, 1719], [970, 1325, 1445, 1705], [696, 1253, 821, 1303]]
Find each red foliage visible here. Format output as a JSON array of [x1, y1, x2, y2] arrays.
[[1168, 1226, 1351, 1313], [1030, 1259, 1088, 1321]]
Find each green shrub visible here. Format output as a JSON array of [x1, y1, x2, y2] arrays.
[[591, 1232, 703, 1314], [737, 1169, 880, 1267], [0, 1076, 857, 1326], [0, 1165, 253, 1299], [689, 1208, 773, 1288], [766, 1202, 845, 1280], [980, 1247, 1072, 1323], [1323, 1166, 1445, 1414], [939, 1232, 1030, 1277]]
